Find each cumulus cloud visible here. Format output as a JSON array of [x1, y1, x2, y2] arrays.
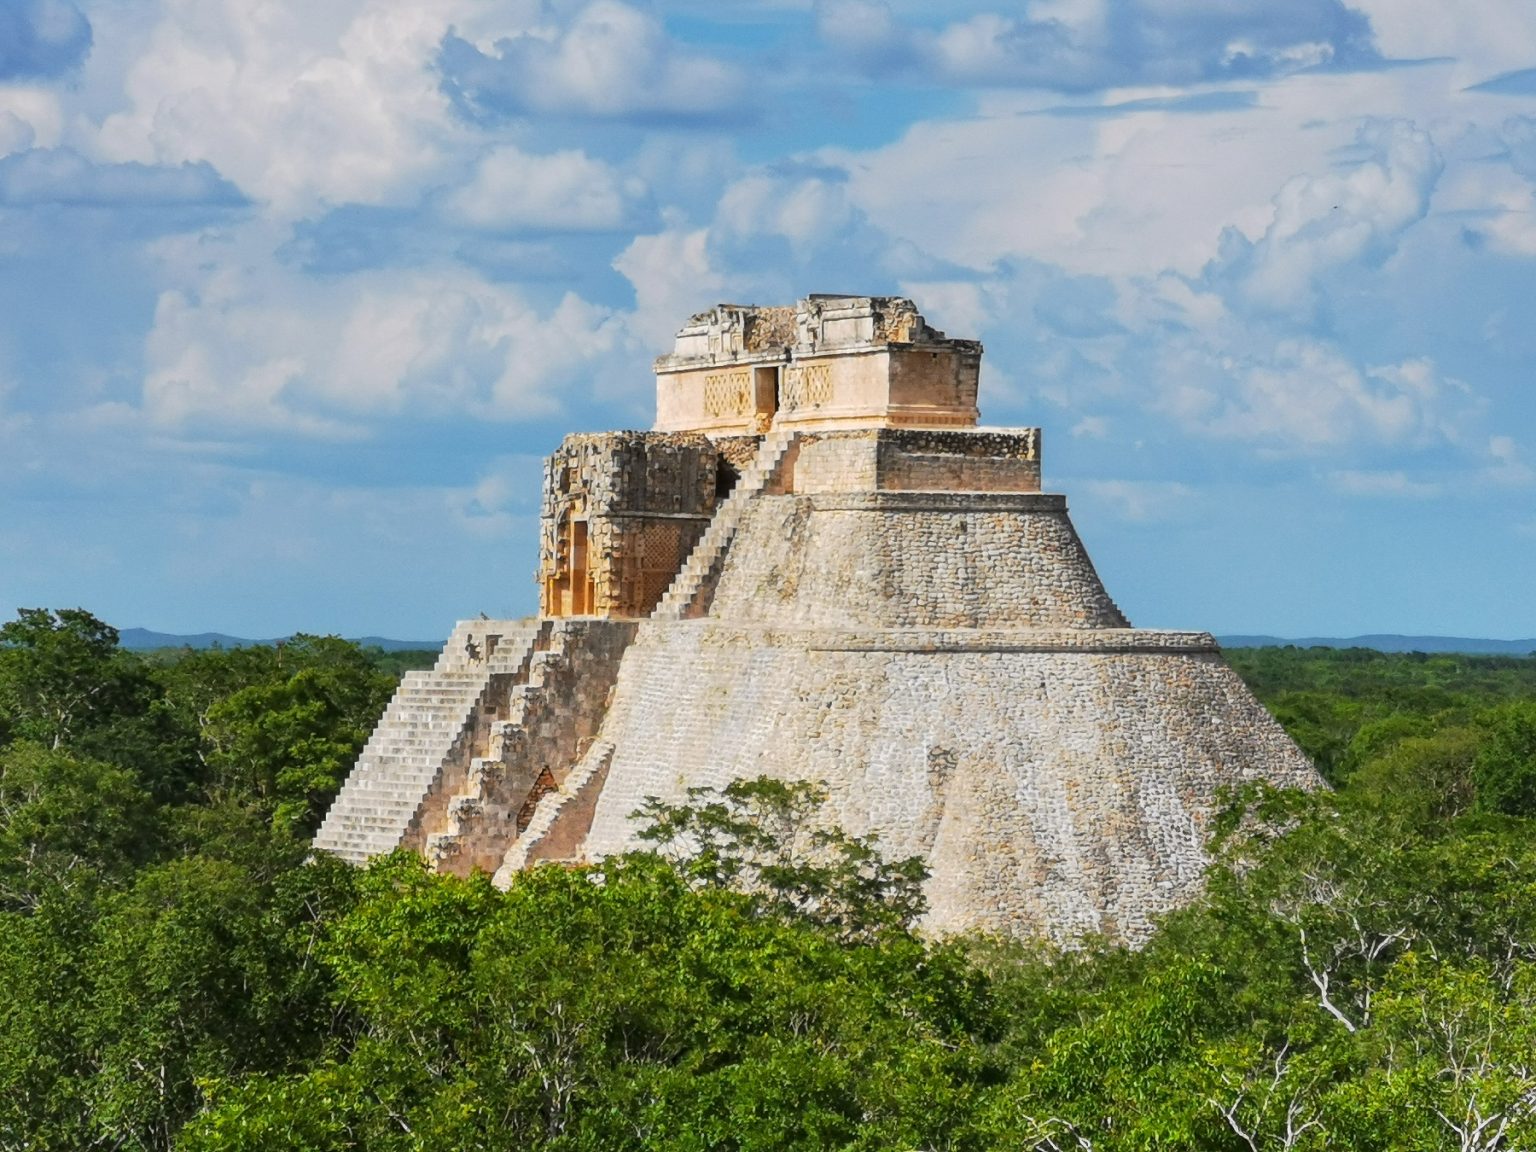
[[613, 226, 729, 346], [0, 86, 63, 153], [0, 148, 244, 207], [445, 143, 643, 231], [1485, 434, 1536, 487], [1159, 341, 1459, 450], [0, 0, 91, 79], [714, 165, 859, 257], [0, 113, 34, 157], [1351, 0, 1536, 81], [439, 1, 747, 124], [1474, 197, 1536, 257], [135, 235, 633, 436], [815, 0, 1380, 91], [830, 72, 1382, 279], [95, 0, 470, 214], [1203, 120, 1443, 318], [1503, 116, 1536, 182]]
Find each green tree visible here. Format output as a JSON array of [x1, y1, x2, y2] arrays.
[[1472, 699, 1536, 817], [0, 743, 157, 909], [0, 890, 100, 1151], [183, 812, 992, 1151], [199, 636, 395, 832], [83, 854, 359, 1152], [0, 608, 128, 750], [0, 608, 198, 801], [633, 776, 930, 938]]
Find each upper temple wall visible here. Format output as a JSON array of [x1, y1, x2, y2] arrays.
[[654, 295, 982, 435], [788, 428, 1042, 496]]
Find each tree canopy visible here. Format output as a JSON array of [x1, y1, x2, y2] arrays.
[[1, 613, 1533, 1150]]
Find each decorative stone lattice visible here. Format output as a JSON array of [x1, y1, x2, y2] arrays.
[[537, 432, 717, 619], [703, 371, 751, 418], [782, 363, 832, 411]]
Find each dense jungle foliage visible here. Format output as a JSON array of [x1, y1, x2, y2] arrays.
[[2, 607, 1534, 1151]]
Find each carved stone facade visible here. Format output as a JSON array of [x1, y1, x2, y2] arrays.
[[538, 431, 718, 619], [654, 295, 981, 435], [316, 293, 1322, 944]]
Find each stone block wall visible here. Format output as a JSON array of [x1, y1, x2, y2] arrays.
[[790, 435, 880, 492], [576, 621, 1319, 944], [313, 618, 544, 865], [789, 428, 1041, 494], [706, 492, 1127, 630], [653, 295, 984, 434]]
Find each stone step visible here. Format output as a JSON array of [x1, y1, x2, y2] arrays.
[[314, 620, 556, 863], [653, 428, 798, 620]]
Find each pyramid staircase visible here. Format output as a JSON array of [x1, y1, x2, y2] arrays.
[[312, 618, 545, 865], [492, 739, 617, 886], [422, 620, 635, 877], [652, 424, 798, 621]]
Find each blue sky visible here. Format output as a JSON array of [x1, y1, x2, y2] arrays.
[[2, 0, 1534, 641]]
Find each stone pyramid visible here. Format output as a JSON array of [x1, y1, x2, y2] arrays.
[[315, 294, 1320, 943]]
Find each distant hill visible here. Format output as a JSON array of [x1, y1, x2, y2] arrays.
[[1219, 634, 1536, 656], [118, 628, 442, 652]]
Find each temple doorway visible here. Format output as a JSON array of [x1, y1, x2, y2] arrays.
[[754, 365, 781, 423]]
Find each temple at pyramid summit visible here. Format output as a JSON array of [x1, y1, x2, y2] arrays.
[[314, 294, 1320, 943]]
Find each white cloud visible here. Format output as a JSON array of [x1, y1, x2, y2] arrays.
[[1474, 206, 1536, 257], [1448, 119, 1536, 255], [446, 143, 641, 231], [442, 1, 746, 121], [1349, 0, 1536, 82], [0, 0, 92, 80], [0, 112, 34, 157], [0, 148, 241, 206], [613, 226, 729, 346], [715, 169, 856, 256], [1208, 120, 1443, 317], [833, 77, 1370, 279], [456, 453, 546, 538], [1153, 336, 1463, 451], [1082, 478, 1195, 522], [1485, 434, 1536, 487], [1504, 116, 1536, 181], [94, 0, 471, 215], [0, 85, 62, 151], [816, 0, 1377, 90], [895, 279, 993, 337], [136, 230, 631, 436], [1329, 469, 1443, 498]]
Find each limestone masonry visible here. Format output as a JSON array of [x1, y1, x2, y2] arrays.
[[314, 294, 1321, 943]]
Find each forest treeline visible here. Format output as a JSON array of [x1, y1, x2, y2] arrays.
[[2, 607, 1534, 1150]]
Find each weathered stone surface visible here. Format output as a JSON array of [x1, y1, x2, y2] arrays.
[[578, 622, 1313, 943], [316, 291, 1323, 945]]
